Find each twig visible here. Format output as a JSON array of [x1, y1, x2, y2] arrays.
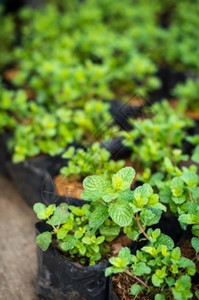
[[135, 213, 150, 241], [124, 269, 150, 289]]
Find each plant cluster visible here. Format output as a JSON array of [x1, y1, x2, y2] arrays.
[[0, 87, 29, 133], [60, 142, 125, 180], [106, 234, 197, 300], [35, 166, 199, 299], [1, 0, 199, 164], [0, 7, 15, 68], [173, 78, 199, 113], [121, 101, 193, 172], [4, 98, 120, 162], [34, 167, 166, 264]]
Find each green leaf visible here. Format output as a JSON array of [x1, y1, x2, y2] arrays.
[[130, 284, 143, 296], [181, 171, 198, 187], [118, 247, 132, 264], [47, 203, 69, 226], [89, 204, 109, 231], [172, 275, 192, 300], [155, 233, 174, 250], [112, 167, 135, 191], [81, 190, 102, 201], [36, 232, 52, 251], [62, 146, 75, 158], [172, 195, 186, 204], [191, 237, 199, 253], [179, 257, 196, 276], [140, 207, 161, 226], [179, 214, 197, 225], [83, 175, 108, 192], [165, 276, 175, 287], [57, 228, 68, 239], [96, 236, 105, 244], [99, 224, 120, 237], [191, 187, 199, 201], [171, 247, 181, 261], [152, 274, 163, 287], [195, 291, 199, 299], [108, 201, 133, 226], [33, 203, 47, 220], [192, 145, 199, 163], [68, 205, 88, 217], [133, 184, 153, 207], [105, 266, 123, 276], [155, 294, 166, 300], [133, 262, 151, 276], [59, 235, 76, 251], [109, 247, 132, 268], [45, 204, 56, 218], [82, 236, 92, 245], [159, 188, 171, 204], [91, 244, 100, 253], [170, 177, 184, 197], [102, 192, 118, 203], [192, 224, 199, 236], [155, 266, 167, 279]]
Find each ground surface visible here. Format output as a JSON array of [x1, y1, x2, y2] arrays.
[[0, 175, 38, 300]]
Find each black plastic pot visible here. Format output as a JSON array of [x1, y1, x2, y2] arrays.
[[148, 67, 186, 104], [152, 212, 184, 244], [109, 99, 144, 131], [6, 154, 67, 207], [6, 138, 131, 207], [0, 132, 12, 177], [101, 138, 132, 160], [36, 222, 118, 300]]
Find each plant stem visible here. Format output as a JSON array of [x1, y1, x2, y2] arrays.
[[188, 190, 193, 202], [135, 213, 150, 241], [124, 269, 150, 289]]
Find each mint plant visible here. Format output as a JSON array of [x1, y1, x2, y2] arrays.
[[158, 170, 199, 223], [106, 229, 196, 300], [0, 7, 15, 68], [60, 142, 125, 181], [173, 79, 199, 113], [0, 87, 29, 133], [186, 135, 199, 164], [34, 167, 166, 265], [34, 202, 112, 265], [10, 0, 162, 109], [121, 101, 193, 171], [6, 98, 119, 162], [73, 100, 119, 143], [82, 167, 166, 239], [8, 106, 80, 163], [166, 1, 199, 72], [138, 149, 189, 185]]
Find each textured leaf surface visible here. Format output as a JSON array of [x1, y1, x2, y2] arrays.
[[36, 232, 52, 251], [130, 284, 143, 296], [112, 167, 135, 191], [83, 175, 108, 191], [89, 205, 109, 230], [109, 201, 133, 226], [59, 235, 76, 251], [191, 237, 199, 253], [33, 203, 47, 220], [47, 203, 69, 226]]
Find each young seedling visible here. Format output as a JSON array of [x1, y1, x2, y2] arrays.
[[34, 167, 166, 265], [106, 229, 196, 300], [121, 100, 193, 172], [60, 142, 125, 181]]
